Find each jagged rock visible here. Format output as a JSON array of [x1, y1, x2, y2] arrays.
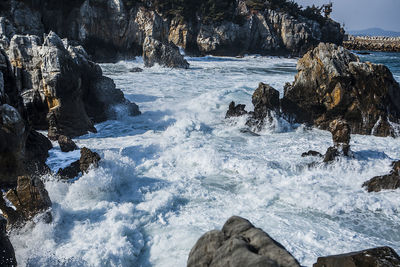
[[1, 175, 51, 227], [57, 147, 101, 179], [187, 216, 300, 267], [0, 217, 17, 266], [80, 147, 100, 173], [5, 31, 140, 139], [225, 101, 247, 118], [282, 43, 400, 137], [24, 129, 52, 175], [363, 160, 400, 192], [302, 150, 323, 157], [0, 104, 26, 187], [323, 120, 351, 162], [129, 67, 143, 73], [143, 37, 189, 69], [313, 246, 400, 267], [58, 135, 78, 152]]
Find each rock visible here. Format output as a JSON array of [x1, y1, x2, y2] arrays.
[[80, 147, 101, 173], [57, 147, 101, 179], [0, 217, 17, 266], [129, 67, 143, 72], [1, 175, 52, 227], [57, 160, 80, 180], [329, 119, 351, 147], [302, 150, 323, 157], [24, 129, 52, 175], [225, 101, 247, 118], [313, 246, 400, 267], [282, 43, 400, 137], [187, 216, 300, 267], [363, 160, 400, 192], [323, 147, 340, 163], [0, 104, 26, 187], [58, 135, 78, 152], [143, 37, 189, 69]]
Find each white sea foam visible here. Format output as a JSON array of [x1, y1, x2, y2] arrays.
[[10, 54, 400, 266]]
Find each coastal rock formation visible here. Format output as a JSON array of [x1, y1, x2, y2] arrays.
[[225, 101, 247, 118], [58, 135, 78, 152], [363, 160, 400, 192], [57, 147, 101, 179], [344, 35, 400, 53], [187, 216, 300, 267], [282, 43, 400, 137], [0, 0, 344, 61], [313, 246, 400, 267], [323, 119, 351, 162], [5, 31, 140, 139], [143, 37, 189, 69], [0, 175, 51, 227], [0, 217, 17, 266]]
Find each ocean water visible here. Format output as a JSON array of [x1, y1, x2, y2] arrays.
[[10, 52, 400, 267]]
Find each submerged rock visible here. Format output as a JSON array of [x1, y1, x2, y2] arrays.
[[143, 37, 189, 69], [283, 43, 400, 137], [58, 135, 78, 152], [0, 217, 17, 266], [1, 175, 52, 227], [187, 216, 300, 267], [302, 150, 323, 157], [363, 160, 400, 192], [313, 246, 400, 267]]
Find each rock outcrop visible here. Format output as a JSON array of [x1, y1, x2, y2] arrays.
[[0, 175, 52, 227], [57, 147, 101, 179], [225, 101, 248, 119], [0, 0, 344, 61], [58, 135, 78, 152], [323, 119, 351, 162], [363, 160, 400, 192], [282, 43, 400, 137], [143, 37, 189, 68], [0, 217, 17, 266], [5, 32, 140, 140], [313, 246, 400, 267], [187, 216, 300, 267]]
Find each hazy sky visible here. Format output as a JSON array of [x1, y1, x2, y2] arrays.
[[294, 0, 400, 31]]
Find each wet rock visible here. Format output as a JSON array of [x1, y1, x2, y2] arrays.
[[323, 147, 340, 163], [80, 147, 101, 173], [282, 43, 400, 137], [0, 217, 17, 266], [1, 175, 51, 227], [363, 160, 400, 192], [58, 135, 78, 152], [129, 67, 143, 72], [188, 216, 300, 267], [24, 129, 52, 175], [302, 150, 323, 157], [57, 147, 101, 179], [313, 246, 400, 267], [143, 37, 189, 69], [225, 101, 247, 118], [323, 120, 351, 162]]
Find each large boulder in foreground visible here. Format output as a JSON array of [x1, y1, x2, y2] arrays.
[[363, 160, 400, 192], [313, 246, 400, 267], [282, 43, 400, 137], [187, 216, 300, 267], [143, 37, 189, 69]]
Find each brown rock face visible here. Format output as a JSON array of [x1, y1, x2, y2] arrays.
[[187, 216, 300, 267], [57, 147, 101, 179], [1, 175, 51, 226], [58, 135, 78, 152], [282, 43, 400, 137], [363, 160, 400, 192], [313, 246, 400, 267], [143, 37, 189, 69]]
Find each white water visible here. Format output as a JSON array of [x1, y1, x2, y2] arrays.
[[10, 54, 400, 267]]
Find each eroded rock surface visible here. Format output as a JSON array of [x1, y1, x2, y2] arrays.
[[188, 216, 300, 267], [58, 135, 78, 152], [57, 147, 101, 179], [143, 37, 189, 69], [363, 160, 400, 192]]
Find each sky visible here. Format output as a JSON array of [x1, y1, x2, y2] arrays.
[[294, 0, 400, 32]]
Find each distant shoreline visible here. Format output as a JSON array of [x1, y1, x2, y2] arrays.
[[343, 35, 400, 52]]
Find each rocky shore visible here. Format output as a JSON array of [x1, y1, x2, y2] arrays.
[[0, 0, 344, 62], [344, 35, 400, 52]]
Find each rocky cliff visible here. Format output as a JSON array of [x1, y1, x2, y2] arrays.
[[0, 0, 344, 62]]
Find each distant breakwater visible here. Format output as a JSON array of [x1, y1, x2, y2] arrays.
[[343, 35, 400, 52]]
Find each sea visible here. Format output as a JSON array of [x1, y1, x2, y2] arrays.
[[10, 51, 400, 266]]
